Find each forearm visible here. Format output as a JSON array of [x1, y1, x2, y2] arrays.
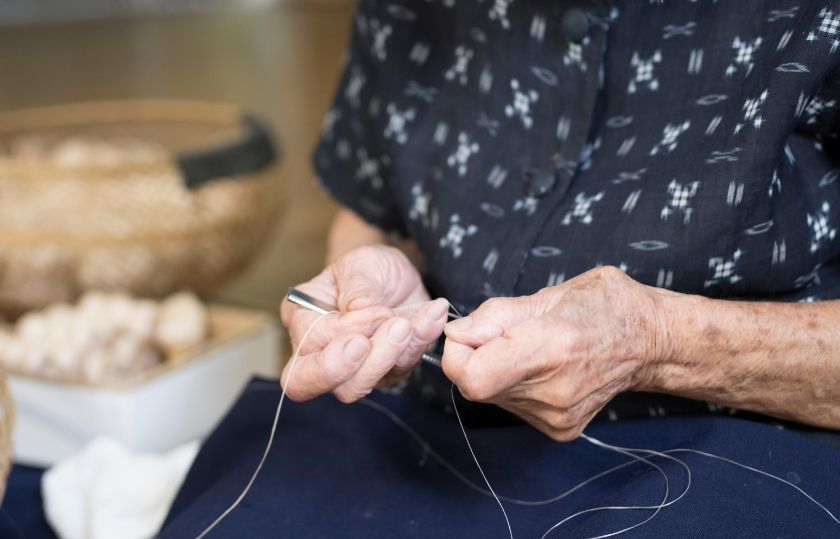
[[326, 209, 387, 263], [641, 291, 840, 429], [327, 208, 423, 269]]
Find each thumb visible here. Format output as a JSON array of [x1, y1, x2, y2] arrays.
[[335, 261, 387, 312], [444, 295, 537, 348]]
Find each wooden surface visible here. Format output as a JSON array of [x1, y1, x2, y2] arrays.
[[0, 4, 353, 317]]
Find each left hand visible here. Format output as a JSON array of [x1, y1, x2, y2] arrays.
[[442, 266, 671, 441]]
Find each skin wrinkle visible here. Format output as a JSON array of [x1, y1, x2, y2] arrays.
[[291, 209, 840, 438], [652, 295, 840, 429]]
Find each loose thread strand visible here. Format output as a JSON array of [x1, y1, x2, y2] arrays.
[[195, 311, 337, 539], [451, 384, 514, 539], [196, 299, 839, 539]]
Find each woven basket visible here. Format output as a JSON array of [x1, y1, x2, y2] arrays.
[[0, 101, 282, 316]]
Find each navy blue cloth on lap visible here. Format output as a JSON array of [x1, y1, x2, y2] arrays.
[[162, 378, 840, 538], [0, 465, 56, 539]]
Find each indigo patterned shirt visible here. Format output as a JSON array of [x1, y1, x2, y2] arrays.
[[313, 0, 840, 420]]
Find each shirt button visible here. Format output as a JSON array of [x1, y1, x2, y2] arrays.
[[562, 9, 590, 42], [523, 168, 557, 198]]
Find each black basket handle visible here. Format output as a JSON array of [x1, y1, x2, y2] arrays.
[[176, 113, 279, 189]]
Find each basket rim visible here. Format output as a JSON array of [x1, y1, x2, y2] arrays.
[[0, 99, 247, 174]]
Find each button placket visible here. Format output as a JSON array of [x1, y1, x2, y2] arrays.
[[498, 2, 612, 297]]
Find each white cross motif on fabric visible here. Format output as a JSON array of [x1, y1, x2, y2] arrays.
[[504, 79, 539, 129], [661, 180, 700, 224], [807, 201, 837, 253], [447, 132, 480, 176], [563, 42, 586, 72], [725, 36, 762, 77], [488, 0, 513, 29], [628, 50, 662, 93], [650, 120, 690, 155], [704, 249, 743, 288], [440, 214, 478, 258], [408, 183, 432, 226], [369, 19, 393, 61], [807, 7, 840, 53], [383, 103, 416, 144], [736, 90, 769, 132], [562, 191, 605, 225], [355, 148, 387, 189], [445, 46, 474, 85]]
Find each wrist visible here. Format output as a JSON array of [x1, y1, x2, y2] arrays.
[[634, 286, 703, 392]]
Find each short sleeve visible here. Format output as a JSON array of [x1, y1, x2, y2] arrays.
[[312, 1, 406, 236]]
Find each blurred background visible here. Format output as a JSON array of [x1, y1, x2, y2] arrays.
[[0, 0, 353, 310], [0, 2, 361, 535]]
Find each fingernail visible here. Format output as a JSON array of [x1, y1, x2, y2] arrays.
[[388, 318, 412, 342], [426, 299, 449, 321], [343, 338, 368, 362], [446, 317, 472, 333]]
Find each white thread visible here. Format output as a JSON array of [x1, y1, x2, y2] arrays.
[[196, 299, 839, 538], [451, 384, 514, 539], [665, 447, 840, 525], [195, 311, 337, 539]]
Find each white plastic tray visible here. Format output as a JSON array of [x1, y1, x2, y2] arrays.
[[8, 306, 280, 466]]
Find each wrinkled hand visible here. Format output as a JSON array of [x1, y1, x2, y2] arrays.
[[280, 245, 449, 403], [442, 266, 669, 441]]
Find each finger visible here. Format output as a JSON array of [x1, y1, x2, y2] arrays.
[[447, 318, 548, 402], [444, 295, 538, 348], [334, 317, 414, 403], [288, 305, 392, 356], [391, 298, 450, 374], [282, 332, 370, 402], [333, 253, 391, 311], [441, 339, 476, 388]]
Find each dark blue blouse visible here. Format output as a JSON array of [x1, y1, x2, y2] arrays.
[[312, 0, 840, 419]]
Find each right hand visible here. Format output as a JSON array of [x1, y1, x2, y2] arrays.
[[280, 245, 449, 403]]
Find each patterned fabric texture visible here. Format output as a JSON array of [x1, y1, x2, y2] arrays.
[[313, 0, 840, 419]]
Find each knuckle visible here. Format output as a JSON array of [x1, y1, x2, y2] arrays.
[[283, 381, 306, 402], [458, 379, 481, 401], [551, 387, 577, 410], [458, 375, 492, 402], [549, 428, 581, 443], [481, 297, 506, 313], [547, 413, 574, 432], [594, 265, 626, 281], [333, 388, 358, 404], [322, 353, 355, 387]]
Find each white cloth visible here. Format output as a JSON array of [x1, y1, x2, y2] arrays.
[[42, 437, 198, 539]]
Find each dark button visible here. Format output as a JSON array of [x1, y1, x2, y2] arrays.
[[562, 9, 590, 42], [523, 168, 557, 198]]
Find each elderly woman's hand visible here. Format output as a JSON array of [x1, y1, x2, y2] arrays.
[[442, 266, 670, 441], [280, 245, 449, 403]]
